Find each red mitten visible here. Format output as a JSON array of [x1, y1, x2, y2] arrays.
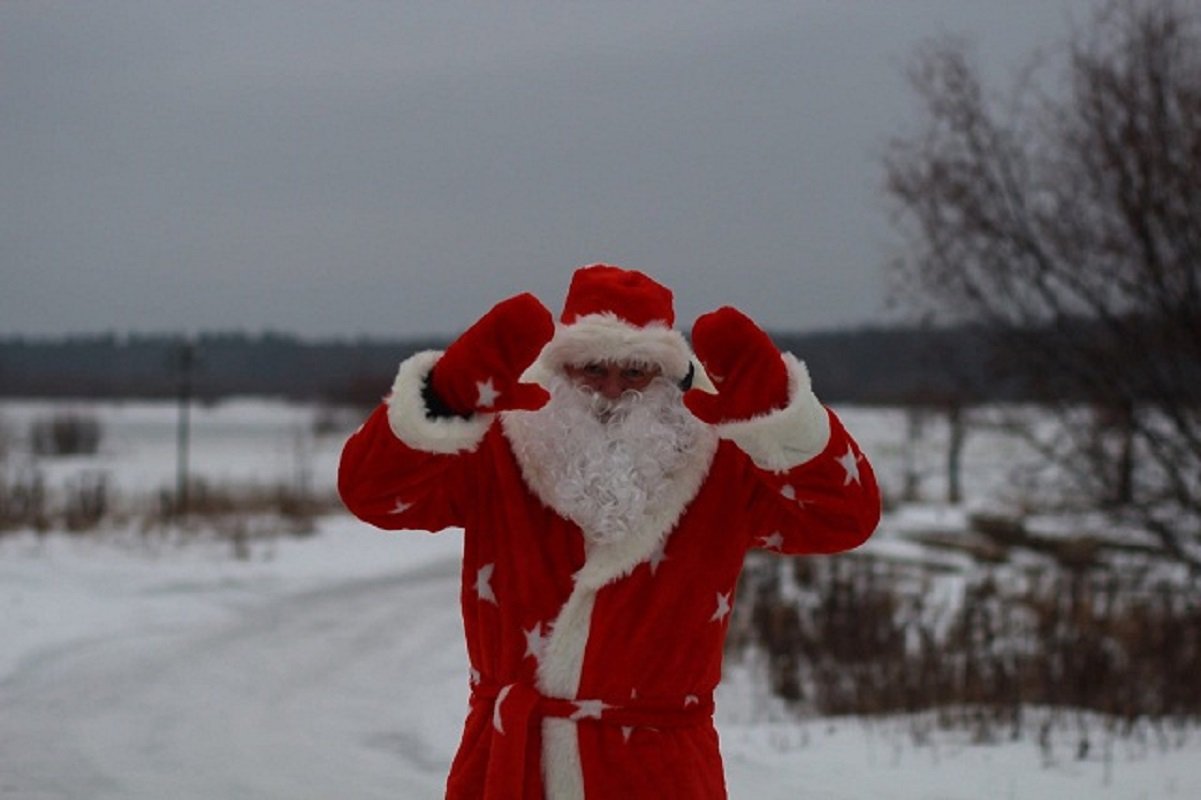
[[430, 293, 554, 414], [684, 306, 789, 423]]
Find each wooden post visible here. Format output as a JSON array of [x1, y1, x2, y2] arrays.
[[174, 338, 196, 516]]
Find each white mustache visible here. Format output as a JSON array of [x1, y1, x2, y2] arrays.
[[583, 387, 645, 422]]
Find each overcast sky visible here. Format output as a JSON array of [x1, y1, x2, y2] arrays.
[[2, 1, 1109, 340]]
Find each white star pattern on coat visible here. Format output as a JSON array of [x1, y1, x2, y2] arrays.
[[622, 726, 634, 743], [476, 378, 500, 409], [837, 445, 862, 486], [779, 484, 810, 509], [493, 684, 513, 734], [387, 498, 412, 515], [710, 591, 732, 623], [570, 699, 612, 721], [758, 531, 785, 550], [684, 695, 699, 707], [524, 622, 548, 663], [475, 563, 497, 605]]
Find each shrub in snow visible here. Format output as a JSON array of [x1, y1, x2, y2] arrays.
[[731, 551, 1201, 736], [30, 413, 102, 457], [0, 465, 47, 533]]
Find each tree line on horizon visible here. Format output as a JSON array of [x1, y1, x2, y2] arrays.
[[0, 318, 1187, 408], [0, 325, 972, 406]]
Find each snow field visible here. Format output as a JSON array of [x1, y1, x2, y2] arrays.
[[2, 399, 1200, 798]]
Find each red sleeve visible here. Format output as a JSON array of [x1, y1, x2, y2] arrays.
[[337, 350, 493, 533], [742, 409, 880, 555], [338, 403, 478, 532], [711, 354, 880, 555]]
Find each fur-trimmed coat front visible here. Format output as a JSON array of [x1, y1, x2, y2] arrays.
[[338, 351, 881, 799]]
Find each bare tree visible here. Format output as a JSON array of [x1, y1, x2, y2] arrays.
[[885, 0, 1201, 559]]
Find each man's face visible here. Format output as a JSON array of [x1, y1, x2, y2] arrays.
[[514, 359, 701, 545], [562, 361, 662, 400]]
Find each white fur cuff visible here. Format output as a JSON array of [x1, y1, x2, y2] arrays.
[[385, 350, 493, 454], [716, 353, 831, 472]]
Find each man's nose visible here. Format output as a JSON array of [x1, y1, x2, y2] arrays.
[[598, 373, 624, 400]]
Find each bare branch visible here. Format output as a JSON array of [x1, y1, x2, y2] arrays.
[[884, 0, 1201, 553]]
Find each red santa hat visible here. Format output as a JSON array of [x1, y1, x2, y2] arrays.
[[532, 264, 715, 391], [560, 264, 676, 328]]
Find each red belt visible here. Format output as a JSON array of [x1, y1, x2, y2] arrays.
[[470, 682, 715, 800]]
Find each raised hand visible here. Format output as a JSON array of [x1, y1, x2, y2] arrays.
[[430, 293, 555, 415], [684, 306, 789, 424]]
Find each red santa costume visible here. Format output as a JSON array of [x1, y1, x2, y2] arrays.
[[339, 265, 880, 799]]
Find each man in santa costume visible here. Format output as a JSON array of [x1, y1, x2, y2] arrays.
[[339, 264, 880, 799]]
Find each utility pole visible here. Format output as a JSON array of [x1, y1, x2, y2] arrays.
[[174, 338, 196, 516], [946, 402, 965, 505]]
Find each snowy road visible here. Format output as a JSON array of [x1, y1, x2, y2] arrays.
[[4, 523, 1201, 800], [1, 552, 468, 800]]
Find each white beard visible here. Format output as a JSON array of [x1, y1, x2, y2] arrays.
[[503, 375, 709, 546]]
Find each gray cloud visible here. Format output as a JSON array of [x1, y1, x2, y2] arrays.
[[2, 1, 1108, 339]]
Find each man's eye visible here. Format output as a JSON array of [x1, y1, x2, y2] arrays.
[[584, 364, 606, 376], [622, 369, 645, 380]]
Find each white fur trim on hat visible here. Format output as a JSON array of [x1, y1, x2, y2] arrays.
[[385, 350, 493, 454], [715, 353, 831, 472], [542, 313, 691, 375], [527, 312, 716, 392]]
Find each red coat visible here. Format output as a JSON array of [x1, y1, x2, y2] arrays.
[[339, 350, 880, 799]]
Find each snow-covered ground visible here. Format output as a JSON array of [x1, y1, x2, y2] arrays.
[[2, 399, 1199, 799]]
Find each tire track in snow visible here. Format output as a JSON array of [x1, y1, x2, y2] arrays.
[[0, 556, 467, 800]]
